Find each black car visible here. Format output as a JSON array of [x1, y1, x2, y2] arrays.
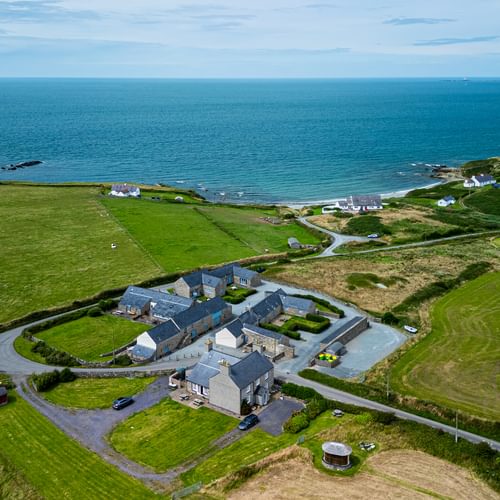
[[112, 396, 134, 410], [238, 413, 259, 430]]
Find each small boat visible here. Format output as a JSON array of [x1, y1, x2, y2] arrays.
[[404, 325, 418, 334], [237, 191, 244, 197], [411, 163, 417, 166]]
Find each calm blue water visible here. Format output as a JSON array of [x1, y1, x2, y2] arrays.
[[1, 78, 500, 203]]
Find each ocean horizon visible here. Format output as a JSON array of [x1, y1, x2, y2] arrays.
[[1, 78, 500, 203]]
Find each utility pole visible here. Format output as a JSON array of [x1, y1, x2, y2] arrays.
[[455, 411, 459, 444], [386, 372, 390, 400]]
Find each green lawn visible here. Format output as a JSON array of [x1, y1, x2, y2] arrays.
[[14, 336, 48, 365], [109, 398, 237, 472], [181, 410, 342, 486], [0, 393, 158, 499], [37, 315, 148, 361], [41, 377, 156, 409], [391, 272, 500, 420], [101, 198, 321, 273], [0, 185, 161, 325]]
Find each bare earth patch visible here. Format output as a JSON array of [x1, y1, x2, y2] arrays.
[[225, 448, 497, 500]]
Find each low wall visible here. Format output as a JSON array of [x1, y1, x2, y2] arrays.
[[320, 316, 369, 351]]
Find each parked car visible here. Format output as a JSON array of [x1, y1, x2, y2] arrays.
[[332, 409, 344, 417], [112, 397, 134, 410], [367, 233, 379, 239], [238, 414, 259, 430], [404, 325, 418, 334]]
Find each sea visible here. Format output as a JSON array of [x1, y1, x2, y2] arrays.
[[1, 78, 500, 204]]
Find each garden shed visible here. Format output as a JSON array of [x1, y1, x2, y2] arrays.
[[0, 386, 8, 406], [322, 441, 352, 470]]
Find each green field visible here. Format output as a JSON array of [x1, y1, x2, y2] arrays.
[[109, 398, 237, 472], [181, 410, 341, 486], [465, 186, 500, 216], [37, 315, 148, 361], [0, 185, 160, 325], [0, 393, 157, 499], [101, 198, 320, 273], [391, 272, 500, 420], [42, 377, 156, 409]]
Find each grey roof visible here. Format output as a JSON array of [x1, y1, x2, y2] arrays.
[[0, 387, 7, 397], [442, 195, 455, 202], [288, 237, 299, 244], [233, 266, 258, 280], [210, 264, 235, 279], [180, 271, 203, 287], [280, 294, 314, 312], [228, 351, 274, 389], [321, 316, 365, 346], [224, 319, 245, 338], [147, 320, 181, 344], [187, 349, 241, 388], [202, 273, 222, 288], [243, 323, 283, 341], [250, 290, 284, 321], [350, 194, 382, 206], [327, 341, 346, 354], [322, 441, 352, 456], [173, 297, 229, 330], [111, 184, 139, 193], [475, 174, 495, 182], [119, 286, 153, 309], [129, 344, 155, 360], [239, 309, 260, 325]]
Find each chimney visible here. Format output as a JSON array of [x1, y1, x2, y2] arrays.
[[218, 359, 231, 376], [205, 339, 213, 352]]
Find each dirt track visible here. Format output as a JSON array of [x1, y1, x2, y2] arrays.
[[227, 449, 498, 500]]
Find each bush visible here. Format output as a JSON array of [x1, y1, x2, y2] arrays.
[[305, 397, 328, 420], [373, 411, 397, 425], [87, 306, 103, 317], [113, 355, 132, 366], [260, 323, 301, 340], [59, 367, 76, 383], [281, 383, 318, 401], [31, 341, 79, 367], [240, 399, 252, 416], [346, 215, 391, 236], [381, 311, 400, 325], [283, 413, 310, 433], [32, 370, 60, 392]]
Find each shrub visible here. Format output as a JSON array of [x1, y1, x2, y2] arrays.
[[346, 215, 392, 236], [32, 370, 60, 392], [31, 341, 79, 367], [305, 397, 328, 420], [113, 355, 132, 366], [475, 441, 496, 460], [240, 400, 252, 416], [381, 311, 400, 325], [373, 411, 397, 425], [59, 367, 76, 383], [87, 306, 103, 317], [260, 323, 301, 340], [283, 413, 310, 433], [281, 383, 318, 401]]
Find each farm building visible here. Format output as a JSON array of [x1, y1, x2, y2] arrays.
[[437, 195, 456, 207], [187, 341, 274, 415], [174, 264, 261, 298], [0, 386, 8, 406], [215, 319, 246, 349], [463, 174, 496, 188], [288, 237, 301, 249], [322, 441, 352, 470], [110, 184, 141, 197], [322, 194, 382, 213]]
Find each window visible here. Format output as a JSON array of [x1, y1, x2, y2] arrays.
[[265, 372, 269, 380], [246, 384, 252, 393]]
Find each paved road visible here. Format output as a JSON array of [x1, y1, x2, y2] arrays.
[[281, 373, 500, 452]]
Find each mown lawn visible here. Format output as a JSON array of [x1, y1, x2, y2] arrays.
[[0, 185, 161, 325], [181, 410, 342, 486], [109, 398, 237, 472], [42, 377, 156, 409], [0, 393, 158, 499], [391, 272, 500, 420], [37, 315, 148, 361]]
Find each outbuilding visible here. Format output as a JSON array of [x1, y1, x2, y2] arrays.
[[0, 386, 8, 406], [322, 441, 352, 470], [288, 237, 301, 249]]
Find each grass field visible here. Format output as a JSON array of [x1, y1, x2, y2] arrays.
[[41, 377, 156, 409], [390, 272, 500, 420], [36, 315, 148, 361], [0, 185, 160, 325], [0, 393, 158, 499], [101, 197, 320, 273], [109, 398, 237, 472], [465, 186, 500, 216]]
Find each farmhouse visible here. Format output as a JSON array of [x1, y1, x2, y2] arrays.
[[463, 174, 496, 188], [174, 264, 261, 298], [322, 194, 383, 213], [119, 286, 194, 322], [129, 297, 232, 361], [110, 183, 141, 197], [187, 341, 274, 414], [0, 386, 8, 406], [437, 195, 456, 207]]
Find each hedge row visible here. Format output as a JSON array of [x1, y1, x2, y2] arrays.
[[284, 314, 330, 334], [31, 368, 76, 392], [292, 293, 345, 318], [298, 369, 500, 442], [260, 323, 301, 341], [31, 341, 80, 367]]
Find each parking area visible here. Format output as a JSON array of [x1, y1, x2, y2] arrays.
[[257, 397, 304, 436]]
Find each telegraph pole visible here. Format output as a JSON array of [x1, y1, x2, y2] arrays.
[[455, 411, 459, 444]]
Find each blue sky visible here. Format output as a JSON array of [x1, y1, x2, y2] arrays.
[[0, 0, 499, 77]]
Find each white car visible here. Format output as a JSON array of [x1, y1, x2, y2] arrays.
[[367, 233, 379, 239], [404, 325, 418, 334]]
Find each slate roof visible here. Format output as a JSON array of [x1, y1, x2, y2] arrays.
[[201, 273, 222, 288], [120, 286, 153, 310], [250, 290, 284, 321], [233, 265, 258, 281], [228, 351, 274, 389], [350, 195, 382, 207], [173, 297, 229, 330], [243, 323, 283, 341], [180, 271, 204, 287], [111, 184, 140, 193], [321, 316, 365, 346], [147, 320, 181, 344], [223, 319, 245, 338], [187, 349, 241, 388], [210, 264, 235, 279], [442, 195, 455, 202], [326, 341, 346, 354], [474, 174, 495, 182], [280, 294, 314, 312], [129, 344, 156, 360]]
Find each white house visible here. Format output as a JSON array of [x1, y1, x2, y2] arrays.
[[215, 320, 246, 349], [322, 195, 382, 213], [437, 195, 456, 207], [110, 184, 141, 197], [463, 174, 496, 188]]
